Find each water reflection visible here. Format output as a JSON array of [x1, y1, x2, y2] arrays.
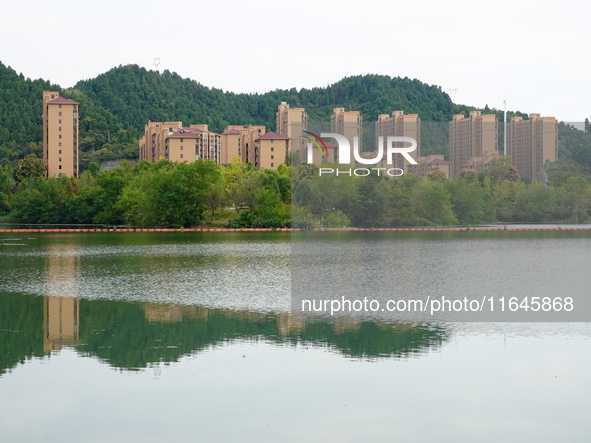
[[0, 292, 449, 375]]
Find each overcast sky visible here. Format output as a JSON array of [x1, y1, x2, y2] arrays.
[[2, 0, 588, 122]]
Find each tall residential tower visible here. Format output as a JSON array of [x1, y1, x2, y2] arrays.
[[42, 91, 79, 177]]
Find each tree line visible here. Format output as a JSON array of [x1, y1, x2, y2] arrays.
[[1, 155, 590, 228], [292, 157, 591, 228]]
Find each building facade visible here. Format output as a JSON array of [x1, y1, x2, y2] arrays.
[[331, 107, 362, 154], [375, 111, 421, 173], [507, 114, 557, 179], [254, 131, 290, 170], [225, 125, 266, 164], [276, 102, 307, 162], [139, 122, 221, 163], [220, 129, 242, 164], [165, 126, 221, 163], [449, 111, 498, 176], [42, 91, 79, 177], [139, 121, 183, 162]]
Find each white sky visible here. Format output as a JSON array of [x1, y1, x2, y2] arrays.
[[2, 0, 589, 122]]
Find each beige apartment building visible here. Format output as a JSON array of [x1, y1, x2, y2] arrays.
[[507, 114, 557, 179], [415, 155, 452, 178], [42, 91, 79, 178], [449, 111, 498, 176], [220, 129, 241, 164], [225, 125, 266, 164], [374, 111, 421, 173], [276, 102, 308, 161], [331, 107, 362, 154], [165, 126, 221, 163], [254, 131, 290, 170], [139, 121, 183, 162], [139, 122, 221, 163]]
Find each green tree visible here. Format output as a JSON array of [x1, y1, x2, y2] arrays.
[[14, 154, 46, 184], [413, 181, 457, 225], [426, 168, 447, 183], [444, 179, 489, 224], [513, 183, 556, 222], [0, 165, 15, 214], [558, 176, 591, 223]]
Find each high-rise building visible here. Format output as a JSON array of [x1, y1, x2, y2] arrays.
[[276, 102, 307, 161], [375, 111, 421, 173], [449, 111, 498, 176], [331, 107, 362, 154], [42, 91, 79, 177], [507, 114, 557, 179]]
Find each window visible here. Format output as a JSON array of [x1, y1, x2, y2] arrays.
[[59, 119, 62, 124], [58, 104, 62, 108], [59, 158, 62, 162], [58, 144, 62, 148], [180, 138, 184, 142], [59, 135, 62, 139], [271, 155, 274, 159], [271, 163, 274, 168], [59, 112, 62, 116], [59, 150, 62, 154], [51, 95, 55, 99], [180, 154, 184, 159], [180, 146, 184, 151], [271, 147, 274, 152], [59, 165, 62, 170]]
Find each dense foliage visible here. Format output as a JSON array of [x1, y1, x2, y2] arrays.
[[73, 65, 455, 132], [1, 61, 456, 171], [292, 157, 591, 227], [1, 155, 590, 228], [1, 157, 292, 228]]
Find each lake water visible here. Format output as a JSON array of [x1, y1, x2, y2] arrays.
[[1, 232, 590, 442]]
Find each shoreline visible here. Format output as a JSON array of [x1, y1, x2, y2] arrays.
[[1, 226, 591, 233]]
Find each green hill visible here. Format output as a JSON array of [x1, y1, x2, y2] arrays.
[[72, 64, 455, 132], [2, 61, 591, 172]]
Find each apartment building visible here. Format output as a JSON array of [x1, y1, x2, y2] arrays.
[[449, 111, 498, 176], [254, 131, 290, 170], [414, 155, 452, 178], [139, 121, 183, 162], [331, 107, 362, 154], [165, 125, 221, 163], [42, 91, 79, 177], [220, 129, 241, 164], [507, 114, 557, 179], [276, 102, 307, 161], [374, 111, 421, 173], [225, 125, 266, 164], [139, 122, 221, 163]]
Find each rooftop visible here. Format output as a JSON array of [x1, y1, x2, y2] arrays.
[[48, 97, 79, 105], [429, 158, 451, 165], [258, 131, 289, 140], [169, 130, 200, 138]]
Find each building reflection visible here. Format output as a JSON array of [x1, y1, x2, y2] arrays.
[[43, 242, 80, 352], [44, 296, 79, 352]]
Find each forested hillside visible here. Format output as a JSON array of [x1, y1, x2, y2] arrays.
[[2, 60, 591, 174], [73, 65, 455, 133]]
